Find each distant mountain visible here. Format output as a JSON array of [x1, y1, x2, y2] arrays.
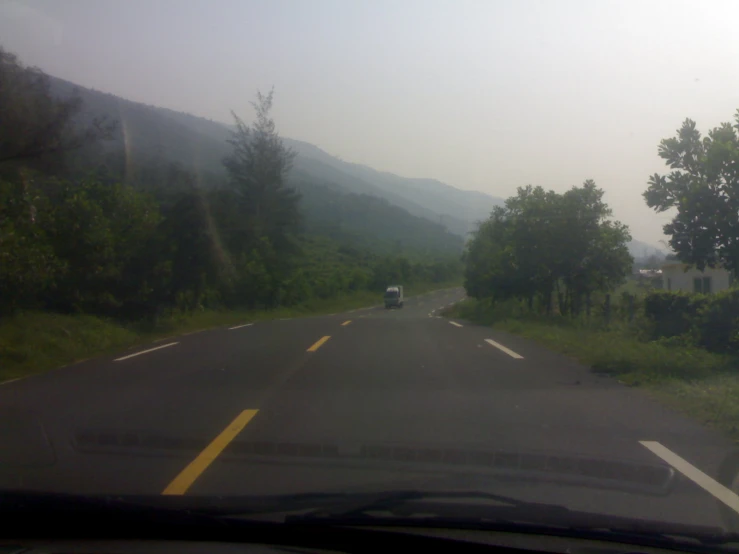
[[283, 139, 503, 236], [48, 75, 660, 252], [49, 76, 503, 238], [48, 76, 463, 257]]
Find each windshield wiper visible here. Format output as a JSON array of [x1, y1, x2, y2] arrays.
[[278, 490, 739, 550], [4, 489, 738, 553]]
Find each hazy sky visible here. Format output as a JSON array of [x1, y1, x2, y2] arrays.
[[2, 0, 738, 245]]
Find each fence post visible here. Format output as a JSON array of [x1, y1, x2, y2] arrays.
[[628, 294, 635, 323], [604, 294, 611, 325]]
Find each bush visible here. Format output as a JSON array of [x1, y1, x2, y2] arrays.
[[694, 290, 739, 353], [644, 290, 739, 353], [644, 291, 708, 339]]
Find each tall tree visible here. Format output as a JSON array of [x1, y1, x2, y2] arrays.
[[222, 89, 301, 252], [221, 89, 301, 307], [644, 113, 739, 271]]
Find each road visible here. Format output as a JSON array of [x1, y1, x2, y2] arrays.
[[1, 287, 738, 531]]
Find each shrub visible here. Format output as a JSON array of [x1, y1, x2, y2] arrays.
[[693, 290, 739, 353], [644, 291, 708, 339]]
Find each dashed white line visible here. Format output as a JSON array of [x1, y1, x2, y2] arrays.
[[641, 441, 739, 514], [228, 323, 253, 330], [0, 377, 22, 386], [279, 318, 292, 321], [114, 342, 179, 362], [449, 321, 463, 328], [484, 339, 523, 359]]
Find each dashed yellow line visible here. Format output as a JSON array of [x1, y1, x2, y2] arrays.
[[341, 320, 352, 326], [307, 335, 331, 352], [162, 409, 258, 495]]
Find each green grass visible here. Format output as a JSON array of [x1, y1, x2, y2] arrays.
[[655, 376, 739, 436], [447, 298, 739, 440], [0, 281, 460, 382], [0, 312, 139, 381]]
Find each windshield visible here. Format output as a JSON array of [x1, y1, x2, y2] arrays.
[[3, 0, 739, 550]]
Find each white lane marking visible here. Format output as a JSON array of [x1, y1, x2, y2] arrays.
[[449, 321, 463, 328], [0, 378, 22, 386], [279, 318, 292, 321], [640, 441, 739, 514], [327, 313, 336, 316], [484, 339, 523, 359], [228, 323, 253, 330], [114, 342, 179, 362]]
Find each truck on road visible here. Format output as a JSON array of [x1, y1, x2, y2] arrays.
[[384, 285, 404, 309]]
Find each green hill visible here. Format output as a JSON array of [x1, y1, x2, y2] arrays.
[[49, 76, 462, 258]]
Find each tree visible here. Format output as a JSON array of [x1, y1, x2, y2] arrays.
[[221, 89, 302, 307], [644, 113, 739, 271], [0, 179, 60, 314], [39, 180, 163, 318], [556, 180, 631, 314], [464, 210, 518, 301], [223, 89, 301, 252], [464, 181, 632, 314], [0, 45, 114, 177]]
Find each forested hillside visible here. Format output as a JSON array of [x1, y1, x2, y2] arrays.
[[46, 74, 662, 255], [47, 75, 463, 255], [1, 47, 461, 322]]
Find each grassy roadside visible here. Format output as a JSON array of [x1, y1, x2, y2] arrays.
[[0, 281, 460, 382], [446, 298, 739, 440]]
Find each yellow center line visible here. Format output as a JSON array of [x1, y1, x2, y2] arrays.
[[341, 320, 352, 326], [307, 335, 331, 351], [162, 409, 258, 496]]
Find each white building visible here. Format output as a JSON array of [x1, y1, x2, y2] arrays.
[[661, 263, 733, 294]]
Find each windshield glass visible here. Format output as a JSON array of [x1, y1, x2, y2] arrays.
[[3, 0, 739, 549]]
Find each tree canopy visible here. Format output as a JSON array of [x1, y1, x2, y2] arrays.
[[464, 181, 632, 314], [644, 112, 739, 271]]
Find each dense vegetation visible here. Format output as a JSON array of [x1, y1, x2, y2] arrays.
[[45, 74, 475, 246], [463, 180, 633, 314], [644, 289, 739, 353], [0, 47, 461, 323], [645, 111, 739, 272]]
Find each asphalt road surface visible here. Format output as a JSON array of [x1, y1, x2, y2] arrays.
[[2, 287, 739, 531]]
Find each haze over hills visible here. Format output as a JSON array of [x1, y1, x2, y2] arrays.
[[50, 75, 662, 258]]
